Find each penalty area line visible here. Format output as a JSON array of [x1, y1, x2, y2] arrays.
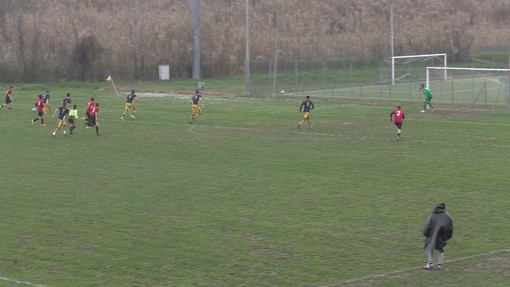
[[0, 276, 47, 287], [318, 248, 510, 287]]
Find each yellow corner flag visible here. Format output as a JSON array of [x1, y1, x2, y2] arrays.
[[106, 75, 119, 96]]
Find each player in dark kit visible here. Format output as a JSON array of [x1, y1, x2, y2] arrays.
[[390, 106, 405, 140], [298, 96, 314, 128], [62, 93, 72, 106], [189, 90, 204, 123], [51, 102, 70, 138], [121, 89, 138, 119], [43, 90, 51, 114]]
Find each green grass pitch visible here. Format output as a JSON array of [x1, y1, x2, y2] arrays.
[[1, 83, 510, 287]]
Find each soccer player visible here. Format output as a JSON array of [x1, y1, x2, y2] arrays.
[[390, 105, 405, 140], [1, 85, 14, 111], [51, 102, 70, 138], [420, 83, 434, 112], [62, 93, 72, 106], [68, 104, 79, 134], [32, 94, 46, 127], [189, 90, 204, 123], [89, 103, 100, 136], [423, 203, 453, 270], [43, 90, 51, 114], [85, 97, 95, 128], [121, 89, 138, 119], [298, 95, 314, 128]]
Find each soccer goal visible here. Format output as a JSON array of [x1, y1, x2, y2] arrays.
[[380, 53, 447, 85], [426, 66, 510, 106]]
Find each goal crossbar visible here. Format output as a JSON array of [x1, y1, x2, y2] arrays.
[[426, 66, 510, 87], [388, 53, 447, 85]]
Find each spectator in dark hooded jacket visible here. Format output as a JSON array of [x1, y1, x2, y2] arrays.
[[423, 203, 453, 270]]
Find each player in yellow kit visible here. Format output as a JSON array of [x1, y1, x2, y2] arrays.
[[189, 90, 204, 123], [298, 96, 314, 129]]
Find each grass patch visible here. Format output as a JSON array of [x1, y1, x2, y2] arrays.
[[0, 82, 509, 287]]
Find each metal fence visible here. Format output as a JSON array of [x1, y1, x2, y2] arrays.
[[245, 57, 510, 108]]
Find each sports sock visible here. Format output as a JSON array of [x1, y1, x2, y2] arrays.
[[33, 118, 39, 122], [427, 250, 433, 264], [437, 252, 444, 265]]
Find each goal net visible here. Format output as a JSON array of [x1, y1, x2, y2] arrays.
[[426, 67, 510, 107], [380, 53, 447, 85]]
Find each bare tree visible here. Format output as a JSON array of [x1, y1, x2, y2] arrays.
[[0, 0, 508, 82], [71, 29, 104, 81]]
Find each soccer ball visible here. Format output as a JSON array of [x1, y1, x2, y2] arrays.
[[32, 107, 36, 112], [281, 90, 285, 94]]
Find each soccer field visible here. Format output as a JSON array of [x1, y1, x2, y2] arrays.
[[1, 83, 510, 287]]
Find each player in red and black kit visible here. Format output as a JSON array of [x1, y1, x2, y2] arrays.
[[85, 97, 95, 128], [1, 85, 13, 111], [390, 105, 405, 141], [32, 94, 46, 126], [89, 103, 100, 136]]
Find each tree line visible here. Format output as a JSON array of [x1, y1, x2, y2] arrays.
[[0, 0, 508, 83]]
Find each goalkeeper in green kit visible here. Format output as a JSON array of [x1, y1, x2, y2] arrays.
[[420, 83, 434, 112]]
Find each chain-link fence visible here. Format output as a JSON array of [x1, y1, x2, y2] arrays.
[[245, 57, 510, 108]]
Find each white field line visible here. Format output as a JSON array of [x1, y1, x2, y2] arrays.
[[319, 248, 510, 287], [0, 276, 47, 287], [183, 123, 510, 148], [1, 248, 507, 287], [188, 125, 200, 135]]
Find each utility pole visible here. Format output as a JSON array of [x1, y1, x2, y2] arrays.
[[244, 0, 251, 96], [191, 0, 201, 80], [272, 13, 279, 97]]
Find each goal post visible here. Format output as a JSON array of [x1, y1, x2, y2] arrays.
[[383, 53, 447, 85]]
